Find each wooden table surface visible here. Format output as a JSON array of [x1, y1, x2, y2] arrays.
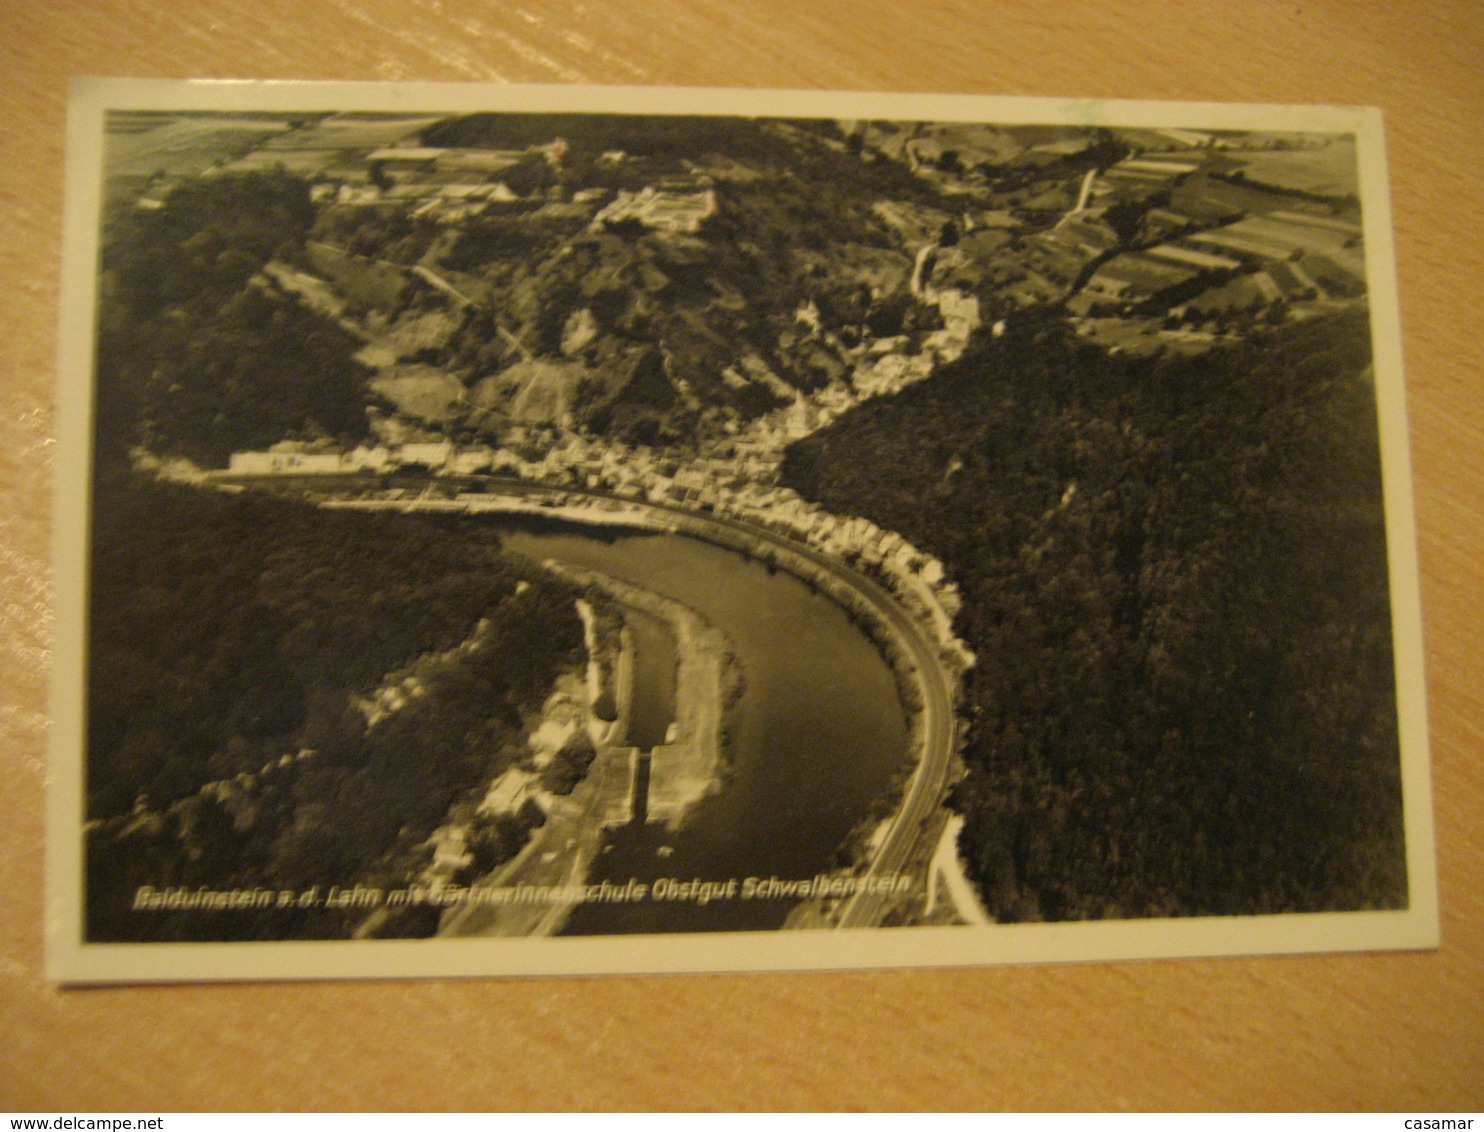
[[3, 0, 1481, 1112]]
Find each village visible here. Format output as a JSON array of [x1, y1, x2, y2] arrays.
[[139, 107, 1370, 701], [145, 110, 1372, 746], [217, 421, 967, 665]]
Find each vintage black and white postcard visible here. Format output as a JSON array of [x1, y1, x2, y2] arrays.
[[48, 79, 1436, 982]]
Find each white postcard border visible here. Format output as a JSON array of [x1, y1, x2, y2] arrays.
[[47, 79, 1438, 984]]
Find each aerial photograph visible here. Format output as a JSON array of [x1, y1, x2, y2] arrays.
[[75, 99, 1410, 954]]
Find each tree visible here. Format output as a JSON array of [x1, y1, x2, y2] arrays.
[[781, 310, 1403, 921]]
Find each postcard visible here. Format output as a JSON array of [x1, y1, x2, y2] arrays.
[[47, 79, 1436, 982]]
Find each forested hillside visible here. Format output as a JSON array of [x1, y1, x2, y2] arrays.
[[96, 169, 372, 466], [782, 309, 1406, 920], [86, 478, 586, 941], [338, 114, 951, 447], [86, 156, 598, 943]]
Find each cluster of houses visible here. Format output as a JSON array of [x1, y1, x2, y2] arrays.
[[219, 427, 966, 660], [227, 440, 453, 476], [596, 446, 966, 658], [701, 283, 983, 490], [296, 142, 568, 224], [590, 183, 718, 234], [273, 132, 723, 238], [314, 177, 523, 223]]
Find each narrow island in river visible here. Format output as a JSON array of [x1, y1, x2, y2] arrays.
[[439, 561, 743, 938]]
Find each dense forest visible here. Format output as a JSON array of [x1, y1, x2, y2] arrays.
[[96, 168, 371, 466], [86, 168, 593, 941], [782, 308, 1407, 920], [87, 477, 586, 941]]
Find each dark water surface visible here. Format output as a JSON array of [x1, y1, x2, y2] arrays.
[[620, 605, 676, 749], [496, 524, 909, 933]]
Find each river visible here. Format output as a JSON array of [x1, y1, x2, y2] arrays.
[[494, 521, 911, 933]]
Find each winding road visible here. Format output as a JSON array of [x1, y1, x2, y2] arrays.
[[277, 473, 962, 928], [648, 500, 958, 927], [478, 480, 961, 928]]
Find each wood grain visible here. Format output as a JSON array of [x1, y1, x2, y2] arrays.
[[2, 0, 1480, 1111]]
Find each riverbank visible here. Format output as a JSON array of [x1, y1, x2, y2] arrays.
[[659, 510, 951, 924], [545, 562, 742, 828], [439, 491, 949, 928], [437, 561, 741, 938], [211, 476, 950, 930], [319, 490, 677, 535]]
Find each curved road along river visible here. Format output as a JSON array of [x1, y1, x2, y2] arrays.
[[319, 477, 961, 928], [642, 499, 959, 927], [493, 482, 962, 928]]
